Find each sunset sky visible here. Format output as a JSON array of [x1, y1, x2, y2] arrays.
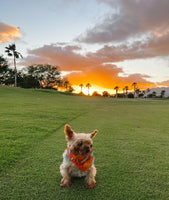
[[1, 0, 169, 94]]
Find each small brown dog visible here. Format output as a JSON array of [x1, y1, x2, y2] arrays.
[[60, 124, 98, 189]]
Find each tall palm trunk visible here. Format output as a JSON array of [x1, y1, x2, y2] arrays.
[[86, 83, 91, 96], [13, 55, 17, 87], [134, 85, 136, 97], [5, 43, 23, 87]]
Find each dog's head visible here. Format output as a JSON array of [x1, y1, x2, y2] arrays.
[[64, 124, 98, 156]]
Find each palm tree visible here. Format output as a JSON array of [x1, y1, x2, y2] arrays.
[[5, 43, 23, 87], [161, 90, 165, 98], [86, 83, 91, 96], [123, 87, 125, 96], [114, 86, 119, 98], [146, 88, 150, 98], [135, 88, 141, 97], [146, 88, 150, 93], [79, 84, 83, 93], [64, 81, 69, 91], [124, 86, 129, 97], [132, 82, 137, 97]]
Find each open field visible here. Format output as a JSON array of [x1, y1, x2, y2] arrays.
[[0, 86, 169, 200]]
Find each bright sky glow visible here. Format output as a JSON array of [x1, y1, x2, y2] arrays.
[[1, 0, 169, 94]]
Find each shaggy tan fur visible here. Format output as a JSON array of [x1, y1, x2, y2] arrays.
[[60, 124, 98, 189]]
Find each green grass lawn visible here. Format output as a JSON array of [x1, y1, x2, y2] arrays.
[[0, 86, 169, 200]]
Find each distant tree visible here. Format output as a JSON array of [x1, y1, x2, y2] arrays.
[[92, 91, 101, 97], [0, 55, 8, 71], [5, 43, 23, 87], [4, 70, 15, 85], [114, 86, 119, 98], [152, 91, 157, 98], [117, 93, 124, 98], [79, 83, 83, 93], [102, 91, 110, 97], [135, 88, 141, 97], [142, 90, 145, 95], [57, 79, 63, 88], [132, 82, 137, 97], [68, 85, 74, 93], [42, 64, 60, 88], [64, 80, 69, 91], [123, 87, 125, 97], [19, 74, 40, 88], [146, 88, 150, 98], [79, 91, 85, 96], [0, 55, 9, 84], [24, 64, 61, 88], [137, 90, 145, 98], [124, 86, 129, 95], [123, 86, 128, 97], [127, 92, 134, 98], [138, 92, 144, 98], [0, 55, 16, 85], [147, 93, 153, 98], [146, 88, 150, 93], [86, 83, 91, 96], [160, 90, 165, 98]]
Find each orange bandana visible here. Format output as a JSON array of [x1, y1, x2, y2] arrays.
[[67, 147, 94, 172]]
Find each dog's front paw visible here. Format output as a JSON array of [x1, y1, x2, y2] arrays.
[[86, 180, 96, 189], [60, 178, 71, 187]]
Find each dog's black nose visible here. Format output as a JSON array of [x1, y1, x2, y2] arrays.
[[85, 146, 90, 153]]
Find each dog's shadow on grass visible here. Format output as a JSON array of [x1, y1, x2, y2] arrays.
[[59, 177, 98, 199], [71, 177, 86, 187]]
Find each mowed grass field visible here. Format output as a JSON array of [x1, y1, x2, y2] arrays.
[[0, 86, 169, 200]]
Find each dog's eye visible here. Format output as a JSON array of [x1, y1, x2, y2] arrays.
[[90, 144, 93, 148], [78, 142, 83, 146]]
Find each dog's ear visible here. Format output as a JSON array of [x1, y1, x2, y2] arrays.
[[90, 130, 98, 139], [64, 124, 74, 140]]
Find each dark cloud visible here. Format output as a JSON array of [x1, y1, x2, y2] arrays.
[[92, 31, 169, 62], [77, 0, 169, 44]]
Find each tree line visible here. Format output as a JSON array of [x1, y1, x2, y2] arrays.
[[79, 82, 166, 98], [0, 43, 73, 92], [1, 43, 166, 98]]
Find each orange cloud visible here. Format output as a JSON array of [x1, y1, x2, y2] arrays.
[[157, 80, 169, 87], [23, 43, 155, 91], [0, 22, 21, 43], [66, 64, 155, 91]]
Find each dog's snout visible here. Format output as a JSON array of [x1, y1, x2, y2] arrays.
[[85, 146, 90, 153]]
